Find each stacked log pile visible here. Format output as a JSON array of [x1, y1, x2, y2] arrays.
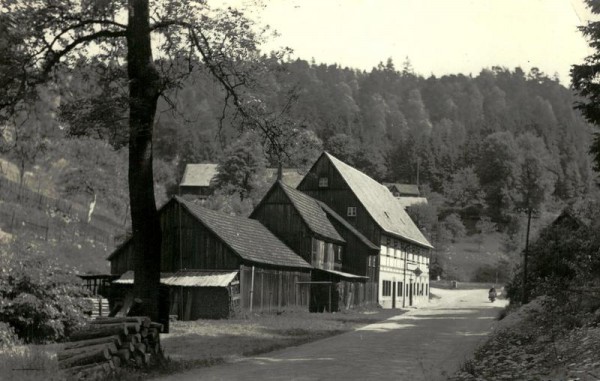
[[57, 316, 163, 380]]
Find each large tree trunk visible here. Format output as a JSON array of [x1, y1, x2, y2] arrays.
[[126, 0, 162, 321]]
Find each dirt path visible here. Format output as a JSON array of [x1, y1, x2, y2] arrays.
[[157, 288, 508, 381]]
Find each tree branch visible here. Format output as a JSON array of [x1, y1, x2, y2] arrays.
[[42, 29, 127, 78]]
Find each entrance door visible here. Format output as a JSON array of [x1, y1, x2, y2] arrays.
[[392, 282, 396, 309], [409, 282, 413, 306]]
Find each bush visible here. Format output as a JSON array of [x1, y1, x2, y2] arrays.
[[0, 322, 21, 347], [0, 242, 91, 343]]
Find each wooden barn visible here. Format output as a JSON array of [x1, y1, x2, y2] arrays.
[[251, 181, 376, 311], [298, 152, 434, 308], [107, 196, 312, 319]]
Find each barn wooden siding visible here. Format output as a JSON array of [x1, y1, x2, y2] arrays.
[[239, 265, 311, 312], [110, 201, 241, 275], [161, 202, 241, 271], [339, 280, 375, 309], [251, 185, 313, 263], [297, 156, 382, 246]]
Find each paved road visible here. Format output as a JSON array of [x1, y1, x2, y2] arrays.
[[158, 288, 508, 381]]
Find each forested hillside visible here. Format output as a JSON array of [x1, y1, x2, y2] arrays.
[[1, 57, 596, 276], [146, 59, 595, 222]]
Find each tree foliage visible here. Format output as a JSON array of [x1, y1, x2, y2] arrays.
[[505, 209, 600, 305], [572, 0, 600, 171], [0, 242, 91, 343], [0, 0, 294, 320]]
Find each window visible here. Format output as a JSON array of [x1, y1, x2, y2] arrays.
[[312, 238, 325, 268], [335, 246, 342, 262], [398, 282, 403, 296], [369, 255, 377, 267], [387, 238, 394, 256], [325, 243, 334, 270], [382, 280, 392, 296], [347, 206, 357, 217], [318, 177, 329, 188]]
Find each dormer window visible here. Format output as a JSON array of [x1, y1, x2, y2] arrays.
[[319, 177, 329, 187], [347, 206, 357, 217]]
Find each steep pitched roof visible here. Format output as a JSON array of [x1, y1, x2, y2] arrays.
[[179, 164, 219, 187], [324, 152, 433, 249], [317, 201, 379, 251], [277, 181, 344, 243], [176, 197, 311, 269]]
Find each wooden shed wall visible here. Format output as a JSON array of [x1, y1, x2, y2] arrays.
[[251, 186, 313, 263], [110, 244, 133, 275], [298, 155, 382, 246], [239, 265, 311, 312]]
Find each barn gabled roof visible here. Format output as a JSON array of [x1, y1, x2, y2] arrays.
[[322, 152, 433, 249], [176, 197, 312, 269], [274, 181, 345, 244], [179, 163, 219, 187], [317, 201, 379, 252]]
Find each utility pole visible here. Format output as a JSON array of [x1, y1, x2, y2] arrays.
[[523, 208, 532, 304]]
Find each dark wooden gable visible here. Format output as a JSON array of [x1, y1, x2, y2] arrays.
[[318, 201, 379, 278], [297, 152, 381, 245], [166, 201, 241, 271], [109, 199, 241, 275], [251, 183, 313, 263]]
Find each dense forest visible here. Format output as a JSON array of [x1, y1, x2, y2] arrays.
[[1, 58, 596, 249], [153, 59, 596, 225]]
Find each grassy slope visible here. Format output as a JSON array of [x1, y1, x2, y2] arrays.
[[0, 157, 123, 274]]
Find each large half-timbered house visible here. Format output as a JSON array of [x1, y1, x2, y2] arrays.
[[297, 152, 434, 308], [107, 196, 311, 319]]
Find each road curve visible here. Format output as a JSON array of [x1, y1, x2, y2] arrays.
[[156, 288, 508, 381]]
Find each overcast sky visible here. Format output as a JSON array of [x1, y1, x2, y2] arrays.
[[241, 0, 595, 84]]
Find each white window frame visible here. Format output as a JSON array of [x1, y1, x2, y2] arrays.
[[318, 177, 329, 188]]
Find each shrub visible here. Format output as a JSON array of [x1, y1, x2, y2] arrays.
[[0, 242, 91, 343], [0, 321, 21, 347]]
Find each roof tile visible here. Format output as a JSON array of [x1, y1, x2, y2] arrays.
[[177, 197, 312, 269], [278, 182, 345, 243]]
